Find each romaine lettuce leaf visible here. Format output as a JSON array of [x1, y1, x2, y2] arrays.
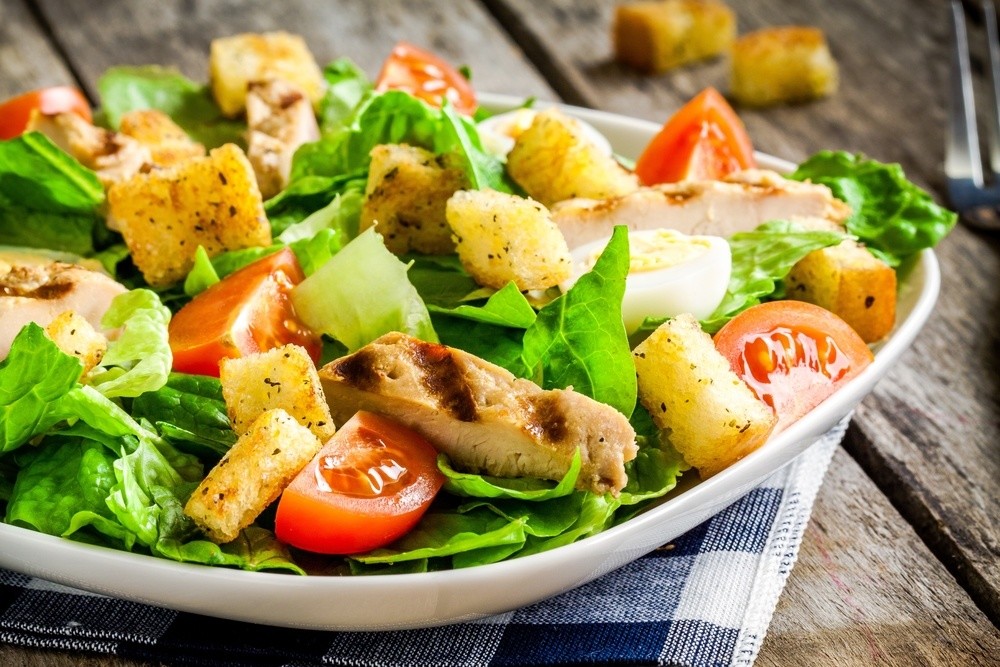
[[131, 373, 236, 459], [0, 132, 104, 256], [317, 57, 373, 132], [790, 150, 957, 266], [520, 225, 636, 416], [291, 227, 438, 350], [88, 289, 172, 398], [0, 324, 83, 452]]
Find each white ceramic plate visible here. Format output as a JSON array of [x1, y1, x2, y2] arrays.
[[0, 94, 940, 630]]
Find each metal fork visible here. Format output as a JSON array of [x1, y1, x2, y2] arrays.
[[947, 0, 1000, 229]]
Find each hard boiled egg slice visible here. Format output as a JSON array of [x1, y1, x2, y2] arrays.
[[477, 108, 614, 157], [561, 229, 732, 333]]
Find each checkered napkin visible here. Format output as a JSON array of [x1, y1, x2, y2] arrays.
[[0, 418, 846, 667]]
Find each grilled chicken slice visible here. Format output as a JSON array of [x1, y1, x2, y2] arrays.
[[319, 332, 638, 495], [551, 169, 852, 249], [26, 112, 152, 189], [245, 79, 320, 198], [0, 262, 127, 359]]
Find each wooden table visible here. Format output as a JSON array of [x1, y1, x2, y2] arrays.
[[1, 0, 998, 664]]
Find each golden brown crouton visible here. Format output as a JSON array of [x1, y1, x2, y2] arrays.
[[730, 26, 839, 107], [106, 143, 271, 286], [219, 344, 336, 443], [118, 109, 206, 167], [506, 108, 639, 207], [634, 313, 777, 478], [787, 240, 897, 343], [360, 144, 470, 255], [183, 408, 322, 543], [446, 189, 572, 291], [613, 0, 736, 73], [45, 311, 107, 373], [209, 31, 324, 117]]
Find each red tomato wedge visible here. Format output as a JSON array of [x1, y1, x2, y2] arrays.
[[168, 248, 321, 377], [0, 86, 92, 140], [275, 411, 445, 555], [713, 301, 874, 432], [634, 87, 755, 185], [375, 41, 477, 115]]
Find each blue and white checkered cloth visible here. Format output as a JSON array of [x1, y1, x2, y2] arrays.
[[0, 418, 847, 667]]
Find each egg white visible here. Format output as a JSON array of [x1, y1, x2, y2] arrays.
[[561, 230, 732, 333]]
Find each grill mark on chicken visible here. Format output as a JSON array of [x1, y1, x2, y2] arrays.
[[408, 339, 479, 422], [525, 393, 568, 443], [328, 348, 381, 392]]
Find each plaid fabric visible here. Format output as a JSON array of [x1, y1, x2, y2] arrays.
[[0, 418, 847, 667]]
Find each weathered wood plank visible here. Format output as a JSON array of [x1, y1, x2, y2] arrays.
[[32, 0, 555, 101], [0, 0, 78, 96], [489, 0, 1000, 625], [760, 448, 1000, 666]]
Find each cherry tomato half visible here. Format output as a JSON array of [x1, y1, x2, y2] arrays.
[[275, 411, 445, 555], [634, 87, 756, 185], [713, 301, 874, 433], [168, 248, 322, 377], [374, 41, 477, 115], [0, 86, 92, 140]]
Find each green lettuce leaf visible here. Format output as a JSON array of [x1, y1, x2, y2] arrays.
[[428, 281, 537, 328], [88, 289, 172, 398], [440, 449, 580, 501], [790, 150, 957, 266], [520, 225, 636, 416], [97, 65, 245, 148], [131, 373, 236, 459], [291, 227, 438, 350], [317, 57, 373, 132], [0, 324, 83, 452], [0, 132, 103, 256]]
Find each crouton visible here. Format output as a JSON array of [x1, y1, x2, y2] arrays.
[[209, 31, 324, 117], [245, 79, 320, 198], [634, 313, 777, 478], [106, 143, 271, 286], [730, 26, 839, 107], [506, 108, 639, 207], [184, 408, 322, 543], [219, 344, 336, 443], [118, 109, 206, 167], [360, 144, 469, 255], [446, 189, 572, 291], [613, 0, 736, 73], [787, 240, 897, 343], [45, 311, 107, 373]]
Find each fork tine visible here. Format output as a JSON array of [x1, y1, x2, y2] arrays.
[[983, 1, 1000, 180], [946, 0, 983, 186]]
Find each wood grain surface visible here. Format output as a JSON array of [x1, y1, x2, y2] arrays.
[[1, 0, 998, 665]]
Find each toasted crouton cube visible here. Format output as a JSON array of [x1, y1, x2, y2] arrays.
[[219, 344, 336, 443], [106, 143, 271, 286], [634, 314, 777, 478], [209, 31, 324, 117], [184, 408, 322, 543], [446, 189, 572, 291], [730, 26, 839, 107], [613, 0, 736, 73], [506, 109, 639, 207], [787, 240, 897, 343], [45, 311, 107, 373], [118, 109, 206, 167], [360, 144, 470, 255]]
